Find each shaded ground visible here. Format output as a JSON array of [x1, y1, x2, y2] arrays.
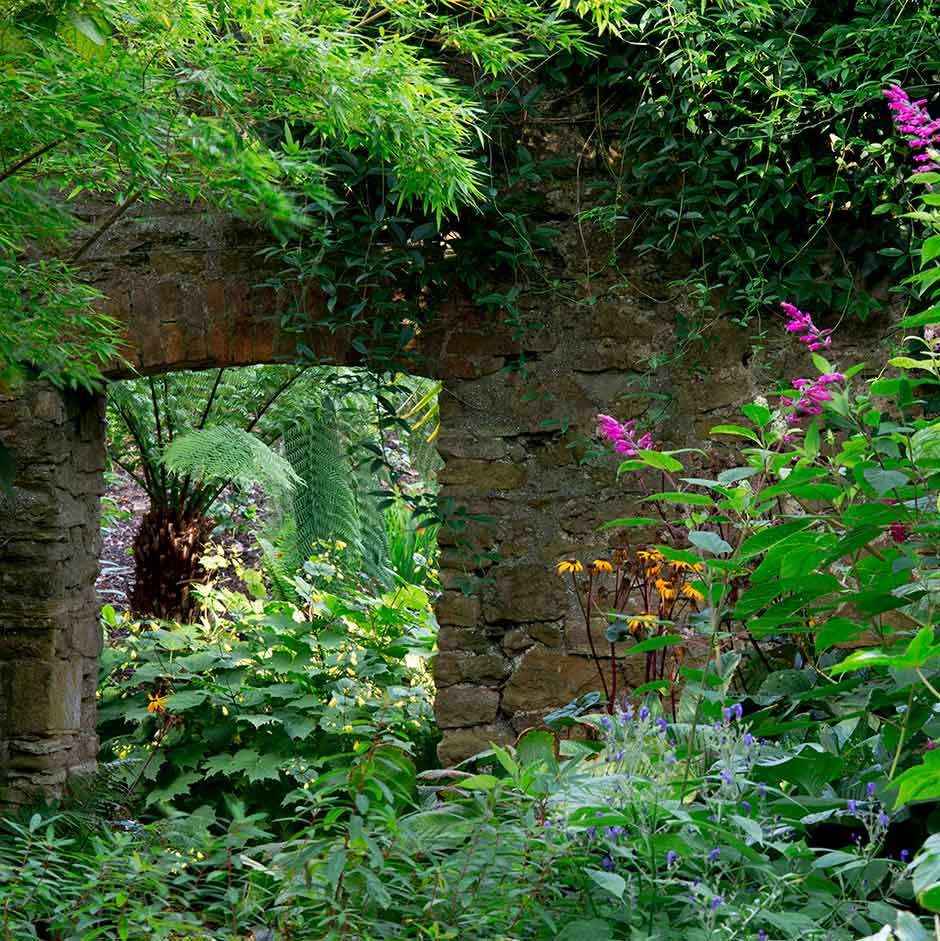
[[96, 471, 265, 616]]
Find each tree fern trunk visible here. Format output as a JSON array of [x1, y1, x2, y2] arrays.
[[129, 507, 214, 622]]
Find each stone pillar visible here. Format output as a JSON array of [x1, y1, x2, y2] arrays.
[[0, 380, 105, 803]]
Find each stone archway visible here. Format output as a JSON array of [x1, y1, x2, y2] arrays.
[[0, 197, 776, 802]]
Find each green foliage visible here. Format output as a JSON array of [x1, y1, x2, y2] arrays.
[[1, 0, 597, 388], [98, 575, 436, 823], [284, 412, 366, 569], [162, 425, 301, 497], [574, 0, 940, 323]]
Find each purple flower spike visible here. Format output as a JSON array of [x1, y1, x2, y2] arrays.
[[878, 811, 889, 829], [722, 706, 732, 723], [597, 413, 657, 456], [884, 85, 940, 174], [867, 782, 877, 798], [732, 703, 743, 721], [848, 799, 858, 814]]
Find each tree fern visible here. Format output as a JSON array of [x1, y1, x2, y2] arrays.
[[284, 413, 364, 565], [162, 426, 301, 497]]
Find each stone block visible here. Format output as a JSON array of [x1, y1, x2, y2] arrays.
[[436, 724, 515, 767], [438, 458, 527, 490], [435, 591, 481, 628], [434, 685, 500, 728], [500, 645, 606, 714], [482, 563, 567, 624], [433, 652, 508, 687], [7, 658, 83, 735], [436, 625, 492, 654]]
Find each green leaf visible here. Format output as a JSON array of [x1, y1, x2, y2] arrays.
[[710, 424, 761, 443], [862, 467, 909, 496], [515, 729, 557, 767], [642, 492, 715, 506], [630, 635, 683, 655], [717, 466, 760, 485], [636, 449, 684, 472], [811, 352, 834, 374], [556, 920, 614, 941], [585, 868, 626, 900], [898, 306, 940, 328], [688, 530, 732, 556], [742, 403, 771, 427], [815, 618, 866, 656], [461, 774, 500, 790], [737, 519, 815, 560], [600, 517, 658, 530]]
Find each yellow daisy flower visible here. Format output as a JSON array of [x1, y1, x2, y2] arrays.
[[627, 612, 657, 634], [654, 578, 677, 600], [637, 549, 664, 562], [681, 583, 705, 603], [556, 560, 584, 574], [591, 559, 614, 573], [673, 560, 704, 573], [147, 693, 168, 714]]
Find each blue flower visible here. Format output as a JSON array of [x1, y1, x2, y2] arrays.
[[901, 849, 910, 863], [722, 706, 732, 723], [847, 799, 858, 814], [741, 800, 751, 815], [721, 768, 733, 785], [612, 749, 625, 761], [743, 732, 754, 747], [867, 782, 877, 798], [602, 854, 615, 871], [710, 896, 723, 910], [878, 811, 889, 829], [619, 709, 633, 724], [732, 703, 743, 720], [759, 931, 766, 941], [666, 850, 677, 866], [656, 718, 668, 733], [601, 716, 613, 731], [639, 706, 650, 720], [708, 848, 720, 863]]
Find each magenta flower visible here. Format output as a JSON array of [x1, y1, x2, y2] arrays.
[[597, 413, 654, 456], [781, 302, 832, 351], [884, 85, 940, 174]]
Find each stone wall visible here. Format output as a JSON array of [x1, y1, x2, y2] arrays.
[[0, 185, 899, 798], [0, 381, 105, 803]]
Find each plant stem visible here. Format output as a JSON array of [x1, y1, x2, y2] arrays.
[[889, 685, 915, 780]]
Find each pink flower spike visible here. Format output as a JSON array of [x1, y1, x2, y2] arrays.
[[818, 372, 845, 384], [792, 379, 812, 389]]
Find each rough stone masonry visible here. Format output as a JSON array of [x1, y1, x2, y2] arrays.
[[0, 190, 896, 801]]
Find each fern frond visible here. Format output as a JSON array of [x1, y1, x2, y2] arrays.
[[285, 414, 363, 564], [162, 426, 301, 495]]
